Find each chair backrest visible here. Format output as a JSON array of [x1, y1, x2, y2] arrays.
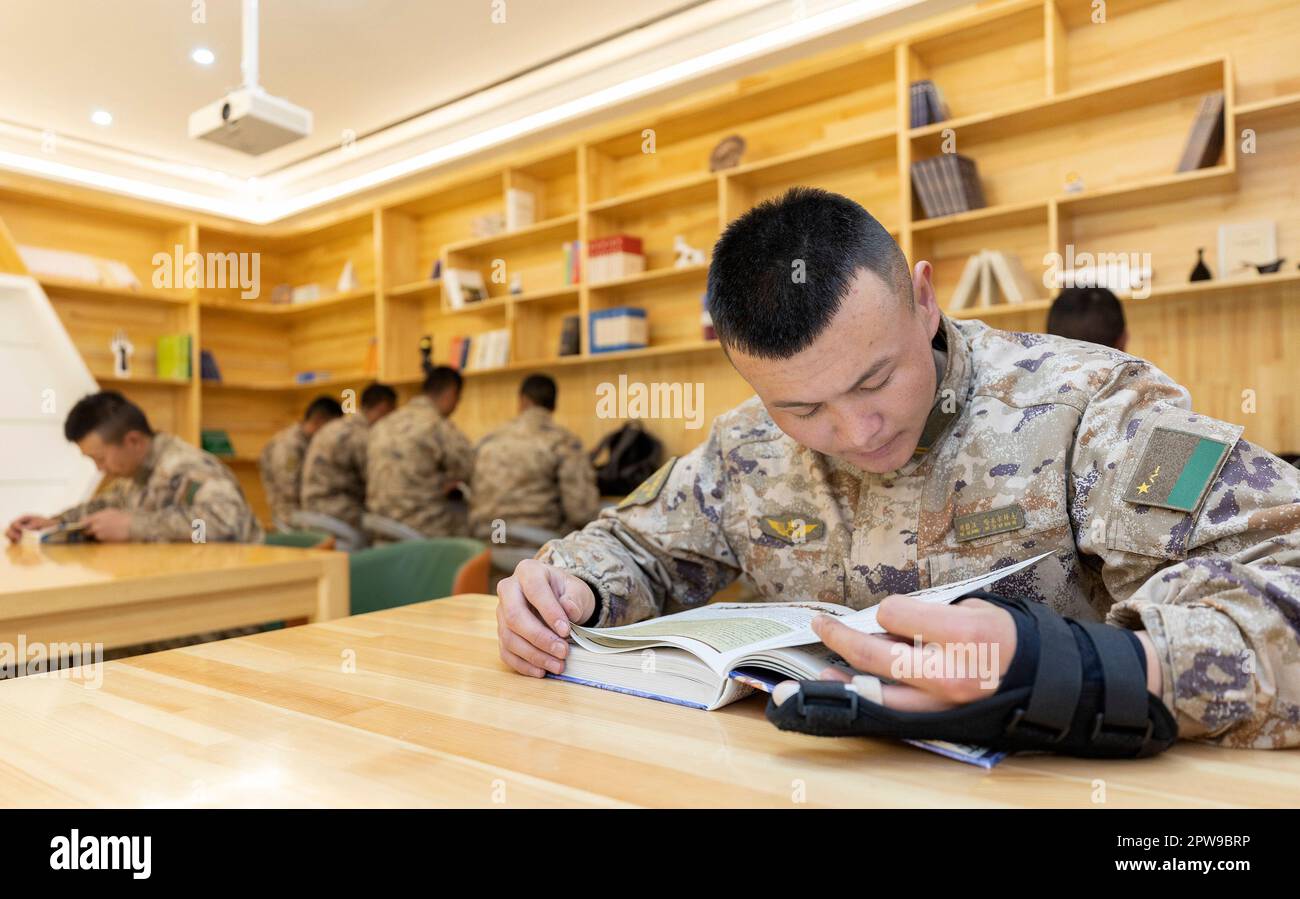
[[265, 530, 335, 550], [291, 510, 368, 552], [361, 512, 427, 543], [348, 537, 488, 615], [453, 547, 491, 595]]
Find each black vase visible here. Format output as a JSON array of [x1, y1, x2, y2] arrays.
[[1190, 248, 1212, 281]]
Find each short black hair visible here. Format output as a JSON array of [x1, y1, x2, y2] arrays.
[[303, 396, 344, 421], [423, 366, 463, 397], [1047, 287, 1127, 348], [360, 382, 397, 410], [706, 186, 911, 359], [63, 391, 154, 443], [519, 374, 557, 411]]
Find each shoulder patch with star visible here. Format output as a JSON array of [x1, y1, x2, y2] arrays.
[[1123, 426, 1232, 514]]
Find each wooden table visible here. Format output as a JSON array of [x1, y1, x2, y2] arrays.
[[0, 542, 348, 651], [0, 593, 1293, 808]]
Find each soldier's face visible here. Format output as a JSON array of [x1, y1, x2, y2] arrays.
[[75, 431, 150, 478], [731, 264, 942, 474]]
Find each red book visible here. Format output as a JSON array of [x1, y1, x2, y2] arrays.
[[588, 234, 643, 256]]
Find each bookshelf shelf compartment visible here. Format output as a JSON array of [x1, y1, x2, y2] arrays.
[[38, 277, 191, 305], [588, 263, 709, 293], [909, 57, 1227, 144], [585, 47, 896, 205], [199, 286, 375, 316], [387, 279, 441, 299], [587, 176, 717, 218], [443, 214, 579, 256], [906, 3, 1046, 121]]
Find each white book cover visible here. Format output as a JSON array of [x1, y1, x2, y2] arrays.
[[949, 253, 983, 311]]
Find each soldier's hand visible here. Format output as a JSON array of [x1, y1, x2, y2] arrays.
[[82, 509, 134, 543], [5, 514, 55, 543], [808, 596, 1017, 711], [496, 558, 595, 678]]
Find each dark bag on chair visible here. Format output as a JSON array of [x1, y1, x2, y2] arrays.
[[590, 423, 665, 496]]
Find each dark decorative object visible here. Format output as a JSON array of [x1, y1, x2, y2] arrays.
[[1251, 258, 1286, 274], [419, 334, 434, 375], [201, 429, 235, 456], [558, 314, 580, 357], [1189, 248, 1212, 281], [200, 349, 222, 382], [709, 135, 746, 172]]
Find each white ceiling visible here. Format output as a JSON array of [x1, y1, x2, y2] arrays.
[[0, 0, 962, 221], [0, 0, 700, 178]]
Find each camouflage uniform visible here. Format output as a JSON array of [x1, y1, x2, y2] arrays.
[[55, 432, 263, 542], [468, 406, 600, 541], [366, 394, 475, 537], [259, 423, 309, 529], [540, 315, 1300, 749], [301, 415, 370, 529]]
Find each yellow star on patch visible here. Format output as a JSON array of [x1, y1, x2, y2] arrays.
[[1137, 482, 1150, 494]]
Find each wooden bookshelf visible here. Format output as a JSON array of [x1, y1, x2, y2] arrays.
[[3, 0, 1300, 525]]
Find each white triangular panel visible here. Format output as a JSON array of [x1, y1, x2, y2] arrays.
[[0, 273, 101, 530]]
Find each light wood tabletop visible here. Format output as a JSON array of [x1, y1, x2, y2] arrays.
[[0, 542, 348, 651], [0, 593, 1294, 808]]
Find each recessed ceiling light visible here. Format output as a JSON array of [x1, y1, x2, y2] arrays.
[[191, 47, 215, 66], [90, 109, 113, 127]]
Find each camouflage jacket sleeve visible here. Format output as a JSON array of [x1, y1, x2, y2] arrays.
[[1070, 359, 1300, 748], [537, 419, 741, 627], [128, 474, 260, 542], [54, 480, 129, 524], [555, 435, 601, 531]]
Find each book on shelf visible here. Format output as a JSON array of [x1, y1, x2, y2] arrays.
[[949, 250, 1040, 310], [155, 333, 192, 380], [471, 211, 506, 238], [444, 268, 489, 308], [200, 429, 235, 456], [558, 314, 580, 356], [552, 552, 1051, 767], [911, 154, 986, 219], [20, 245, 142, 290], [909, 79, 950, 129], [562, 240, 583, 285], [588, 235, 645, 284], [447, 335, 468, 371], [1176, 90, 1226, 173], [199, 349, 222, 382], [985, 250, 1038, 304], [1217, 220, 1277, 280], [452, 328, 511, 371], [506, 188, 536, 231]]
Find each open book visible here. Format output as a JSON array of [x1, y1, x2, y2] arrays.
[[550, 551, 1053, 766]]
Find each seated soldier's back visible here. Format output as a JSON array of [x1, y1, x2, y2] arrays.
[[469, 408, 583, 537]]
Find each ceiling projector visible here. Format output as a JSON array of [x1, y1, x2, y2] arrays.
[[189, 87, 312, 155], [188, 0, 312, 155]]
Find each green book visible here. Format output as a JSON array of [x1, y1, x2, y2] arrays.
[[201, 430, 235, 456], [156, 333, 192, 381]]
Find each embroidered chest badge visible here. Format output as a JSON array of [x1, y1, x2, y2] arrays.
[[954, 503, 1026, 542], [756, 514, 826, 545], [1124, 427, 1231, 513]]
